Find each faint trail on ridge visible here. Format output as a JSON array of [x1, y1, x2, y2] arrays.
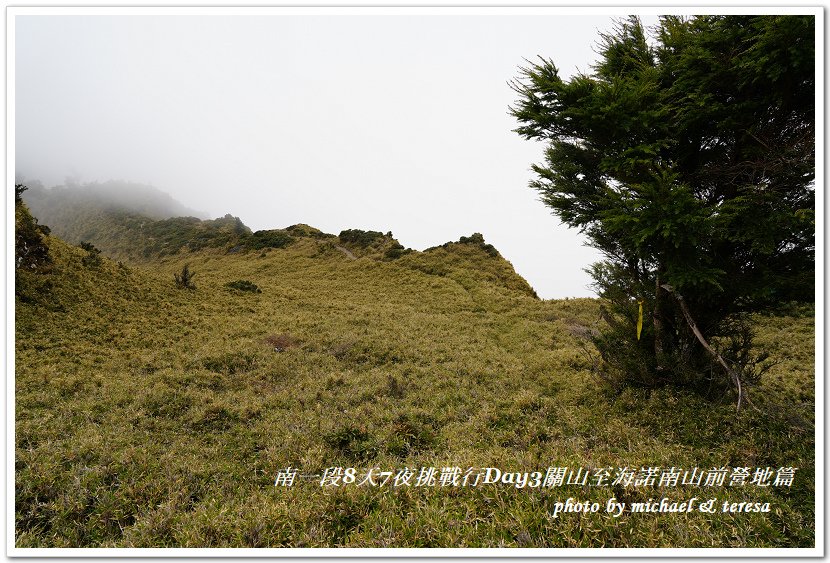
[[335, 245, 357, 260]]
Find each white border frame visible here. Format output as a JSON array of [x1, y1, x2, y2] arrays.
[[5, 4, 824, 559]]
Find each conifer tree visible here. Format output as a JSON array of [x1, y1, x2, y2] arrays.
[[510, 15, 815, 407]]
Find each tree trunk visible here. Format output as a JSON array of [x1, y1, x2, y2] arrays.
[[653, 270, 668, 375], [660, 283, 744, 412]]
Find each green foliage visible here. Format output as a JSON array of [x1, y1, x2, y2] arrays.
[[15, 187, 52, 274], [158, 216, 247, 254], [511, 15, 814, 397], [383, 242, 412, 260], [173, 264, 196, 290], [429, 233, 500, 258], [224, 280, 261, 293], [15, 182, 27, 204], [338, 229, 386, 248], [458, 233, 499, 257], [15, 186, 54, 304], [244, 229, 296, 250], [285, 224, 336, 239], [79, 241, 103, 268]]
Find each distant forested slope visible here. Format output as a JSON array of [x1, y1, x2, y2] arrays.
[[23, 180, 203, 222]]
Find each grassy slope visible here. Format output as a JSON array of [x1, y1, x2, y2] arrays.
[[15, 232, 815, 548]]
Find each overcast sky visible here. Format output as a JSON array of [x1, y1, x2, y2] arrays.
[[14, 10, 662, 299]]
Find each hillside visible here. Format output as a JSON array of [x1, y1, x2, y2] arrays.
[[18, 184, 539, 298], [21, 181, 240, 260], [23, 179, 204, 222], [14, 199, 815, 548]]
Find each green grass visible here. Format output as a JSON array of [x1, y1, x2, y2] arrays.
[[15, 231, 815, 548]]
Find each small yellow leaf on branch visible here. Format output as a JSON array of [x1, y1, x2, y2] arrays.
[[637, 299, 644, 340]]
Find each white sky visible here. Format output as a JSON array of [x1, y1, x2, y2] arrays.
[[14, 11, 662, 299]]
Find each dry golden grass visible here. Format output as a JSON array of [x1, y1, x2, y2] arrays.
[[14, 231, 815, 548]]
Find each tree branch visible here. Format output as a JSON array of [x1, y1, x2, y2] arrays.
[[660, 283, 745, 412]]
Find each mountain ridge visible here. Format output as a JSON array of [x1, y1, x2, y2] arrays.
[[19, 182, 539, 299]]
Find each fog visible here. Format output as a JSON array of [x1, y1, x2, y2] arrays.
[[20, 179, 205, 221], [14, 11, 659, 298]]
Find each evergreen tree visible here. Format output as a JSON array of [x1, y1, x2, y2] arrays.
[[510, 15, 814, 408]]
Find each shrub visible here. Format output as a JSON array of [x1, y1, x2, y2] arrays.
[[244, 230, 295, 250], [15, 186, 51, 273], [224, 280, 261, 293], [285, 224, 336, 239], [338, 229, 385, 248], [80, 241, 103, 267], [430, 233, 499, 258], [138, 216, 240, 256], [458, 233, 499, 257], [459, 233, 485, 245], [173, 264, 196, 290], [383, 242, 411, 260]]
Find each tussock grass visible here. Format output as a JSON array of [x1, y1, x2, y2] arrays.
[[15, 233, 815, 548]]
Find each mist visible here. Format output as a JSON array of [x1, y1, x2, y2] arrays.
[[12, 11, 650, 298], [18, 178, 205, 220]]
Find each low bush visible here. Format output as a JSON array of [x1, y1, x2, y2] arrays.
[[383, 242, 411, 260], [285, 224, 336, 239], [80, 241, 103, 267], [224, 280, 261, 293], [458, 233, 499, 257], [15, 188, 51, 273], [244, 230, 295, 250], [173, 264, 196, 290], [338, 229, 385, 248]]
